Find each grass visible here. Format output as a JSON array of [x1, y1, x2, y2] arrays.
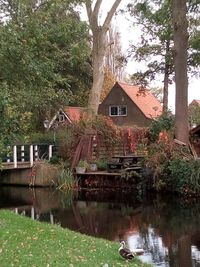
[[0, 210, 152, 267]]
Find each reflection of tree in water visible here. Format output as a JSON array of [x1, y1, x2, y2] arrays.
[[137, 195, 200, 267], [27, 189, 200, 267], [53, 194, 200, 267], [138, 228, 175, 267]]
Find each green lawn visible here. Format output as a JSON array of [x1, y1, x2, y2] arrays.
[[0, 210, 151, 267]]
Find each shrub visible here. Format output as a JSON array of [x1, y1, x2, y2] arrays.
[[95, 158, 108, 170], [49, 155, 60, 164], [168, 158, 200, 195], [58, 115, 120, 164], [149, 112, 174, 141], [146, 138, 200, 196]]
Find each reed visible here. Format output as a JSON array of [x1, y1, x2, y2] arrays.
[[57, 167, 79, 191]]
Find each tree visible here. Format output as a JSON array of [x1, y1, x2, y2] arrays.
[[127, 0, 200, 113], [0, 83, 22, 158], [127, 0, 174, 113], [172, 0, 189, 144], [0, 0, 92, 133], [104, 26, 126, 81], [100, 67, 116, 101], [85, 0, 122, 115], [188, 101, 200, 126]]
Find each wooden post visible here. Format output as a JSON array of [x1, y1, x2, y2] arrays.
[[34, 145, 38, 161], [30, 145, 33, 167], [50, 211, 54, 224], [31, 207, 34, 220], [6, 146, 11, 163], [21, 145, 25, 162], [13, 145, 17, 168], [49, 145, 53, 161]]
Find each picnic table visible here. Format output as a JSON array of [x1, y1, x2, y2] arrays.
[[107, 154, 144, 173]]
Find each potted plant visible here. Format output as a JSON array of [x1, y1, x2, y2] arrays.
[[75, 160, 88, 174], [95, 158, 108, 171], [89, 161, 98, 172]]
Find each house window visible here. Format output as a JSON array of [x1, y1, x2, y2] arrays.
[[109, 106, 127, 116], [58, 114, 65, 122]]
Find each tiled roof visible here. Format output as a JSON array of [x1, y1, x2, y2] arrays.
[[118, 82, 162, 119], [63, 107, 85, 122], [189, 99, 200, 106]]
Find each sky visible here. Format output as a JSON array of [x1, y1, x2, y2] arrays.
[[81, 1, 200, 112]]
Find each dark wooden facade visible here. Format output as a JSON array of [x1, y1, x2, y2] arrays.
[[190, 125, 200, 157], [98, 82, 161, 127]]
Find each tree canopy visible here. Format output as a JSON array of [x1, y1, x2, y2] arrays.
[[0, 0, 92, 137], [127, 0, 200, 113]]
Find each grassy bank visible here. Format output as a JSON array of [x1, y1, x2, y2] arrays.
[[0, 210, 151, 267]]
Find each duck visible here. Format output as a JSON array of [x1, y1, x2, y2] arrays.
[[118, 241, 135, 260]]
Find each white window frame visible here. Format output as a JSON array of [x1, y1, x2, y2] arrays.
[[109, 105, 127, 117]]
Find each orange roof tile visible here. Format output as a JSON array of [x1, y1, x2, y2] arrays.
[[118, 82, 162, 119], [63, 107, 85, 122], [190, 99, 200, 106]]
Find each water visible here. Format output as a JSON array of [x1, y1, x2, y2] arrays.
[[1, 186, 200, 267]]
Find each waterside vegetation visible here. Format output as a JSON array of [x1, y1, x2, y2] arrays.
[[145, 114, 200, 197], [0, 210, 151, 267]]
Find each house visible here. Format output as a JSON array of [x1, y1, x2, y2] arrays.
[[188, 99, 200, 127], [190, 124, 200, 158], [98, 82, 162, 127], [48, 106, 86, 129], [189, 99, 200, 107]]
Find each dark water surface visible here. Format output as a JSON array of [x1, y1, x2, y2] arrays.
[[1, 186, 200, 267]]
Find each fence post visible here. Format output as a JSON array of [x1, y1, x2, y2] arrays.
[[30, 145, 33, 167], [13, 145, 17, 168], [6, 146, 11, 163], [49, 145, 53, 161], [31, 206, 34, 220], [34, 145, 38, 161], [50, 211, 54, 224], [21, 145, 25, 162]]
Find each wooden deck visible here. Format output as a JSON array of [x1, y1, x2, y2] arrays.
[[75, 165, 143, 177], [1, 162, 33, 170], [76, 171, 121, 176]]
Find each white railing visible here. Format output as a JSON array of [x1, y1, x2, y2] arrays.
[[2, 144, 55, 169]]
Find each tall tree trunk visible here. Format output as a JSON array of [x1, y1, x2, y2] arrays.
[[178, 236, 192, 267], [88, 28, 107, 114], [162, 40, 170, 113], [172, 0, 189, 145], [86, 0, 122, 115]]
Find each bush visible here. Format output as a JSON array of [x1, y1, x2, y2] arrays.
[[149, 112, 174, 141], [58, 115, 120, 163], [146, 139, 200, 196], [96, 158, 108, 170], [168, 158, 200, 194]]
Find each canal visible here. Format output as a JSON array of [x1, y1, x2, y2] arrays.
[[1, 186, 200, 267]]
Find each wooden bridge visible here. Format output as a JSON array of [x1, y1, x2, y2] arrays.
[[1, 144, 56, 170]]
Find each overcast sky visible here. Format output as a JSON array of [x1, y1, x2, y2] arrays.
[[81, 0, 200, 112]]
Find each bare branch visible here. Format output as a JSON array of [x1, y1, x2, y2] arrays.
[[85, 1, 93, 25], [93, 0, 102, 18], [86, 0, 101, 29], [102, 0, 122, 32]]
